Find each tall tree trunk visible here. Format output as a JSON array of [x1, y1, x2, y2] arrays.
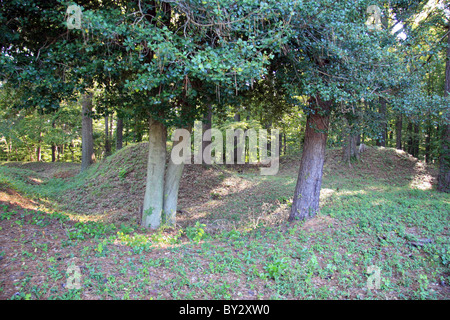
[[201, 105, 212, 164], [233, 112, 241, 163], [437, 28, 450, 193], [388, 129, 393, 147], [109, 114, 113, 138], [342, 115, 359, 164], [81, 92, 95, 172], [396, 114, 402, 150], [104, 115, 111, 157], [407, 122, 413, 154], [142, 119, 167, 229], [116, 117, 123, 150], [376, 97, 387, 147], [265, 121, 272, 157], [37, 132, 42, 161], [356, 134, 361, 146], [51, 121, 56, 162], [342, 133, 359, 163], [163, 128, 190, 226], [289, 97, 331, 221], [279, 132, 283, 156], [413, 123, 420, 158], [51, 145, 56, 162], [134, 116, 143, 143], [69, 142, 75, 162]]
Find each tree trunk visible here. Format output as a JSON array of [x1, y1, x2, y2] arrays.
[[116, 117, 123, 150], [266, 121, 272, 156], [51, 121, 56, 162], [233, 112, 241, 163], [51, 144, 56, 162], [81, 92, 95, 172], [134, 116, 143, 143], [69, 142, 75, 162], [289, 98, 331, 221], [356, 134, 361, 146], [342, 116, 359, 163], [163, 132, 189, 226], [396, 115, 402, 150], [342, 133, 359, 163], [388, 129, 393, 147], [437, 29, 450, 193], [376, 97, 387, 147], [104, 115, 111, 157], [142, 118, 167, 229], [110, 114, 113, 138], [413, 123, 420, 158], [407, 122, 413, 154], [201, 105, 212, 164], [438, 117, 450, 192]]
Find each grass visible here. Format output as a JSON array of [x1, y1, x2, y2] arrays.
[[0, 145, 449, 300]]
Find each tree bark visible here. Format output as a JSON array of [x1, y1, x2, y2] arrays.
[[81, 92, 95, 172], [342, 115, 359, 163], [438, 116, 450, 192], [116, 117, 123, 150], [104, 115, 111, 157], [413, 123, 420, 158], [396, 114, 402, 150], [36, 145, 41, 161], [233, 112, 241, 163], [51, 145, 56, 162], [289, 97, 331, 221], [407, 122, 413, 154], [376, 97, 387, 147], [265, 121, 272, 157], [163, 132, 189, 226], [51, 121, 56, 162], [201, 105, 212, 164], [437, 28, 450, 193], [142, 118, 167, 229], [342, 133, 359, 163]]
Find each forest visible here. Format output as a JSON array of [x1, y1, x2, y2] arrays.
[[0, 0, 449, 302]]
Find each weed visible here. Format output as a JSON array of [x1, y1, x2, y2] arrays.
[[185, 222, 207, 243]]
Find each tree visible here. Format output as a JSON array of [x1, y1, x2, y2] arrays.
[[437, 21, 450, 192], [280, 0, 448, 221], [75, 0, 288, 228], [276, 1, 404, 220], [81, 92, 95, 171]]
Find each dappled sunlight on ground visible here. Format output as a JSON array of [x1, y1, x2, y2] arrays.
[[409, 161, 435, 190], [319, 188, 335, 203], [0, 186, 38, 210]]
